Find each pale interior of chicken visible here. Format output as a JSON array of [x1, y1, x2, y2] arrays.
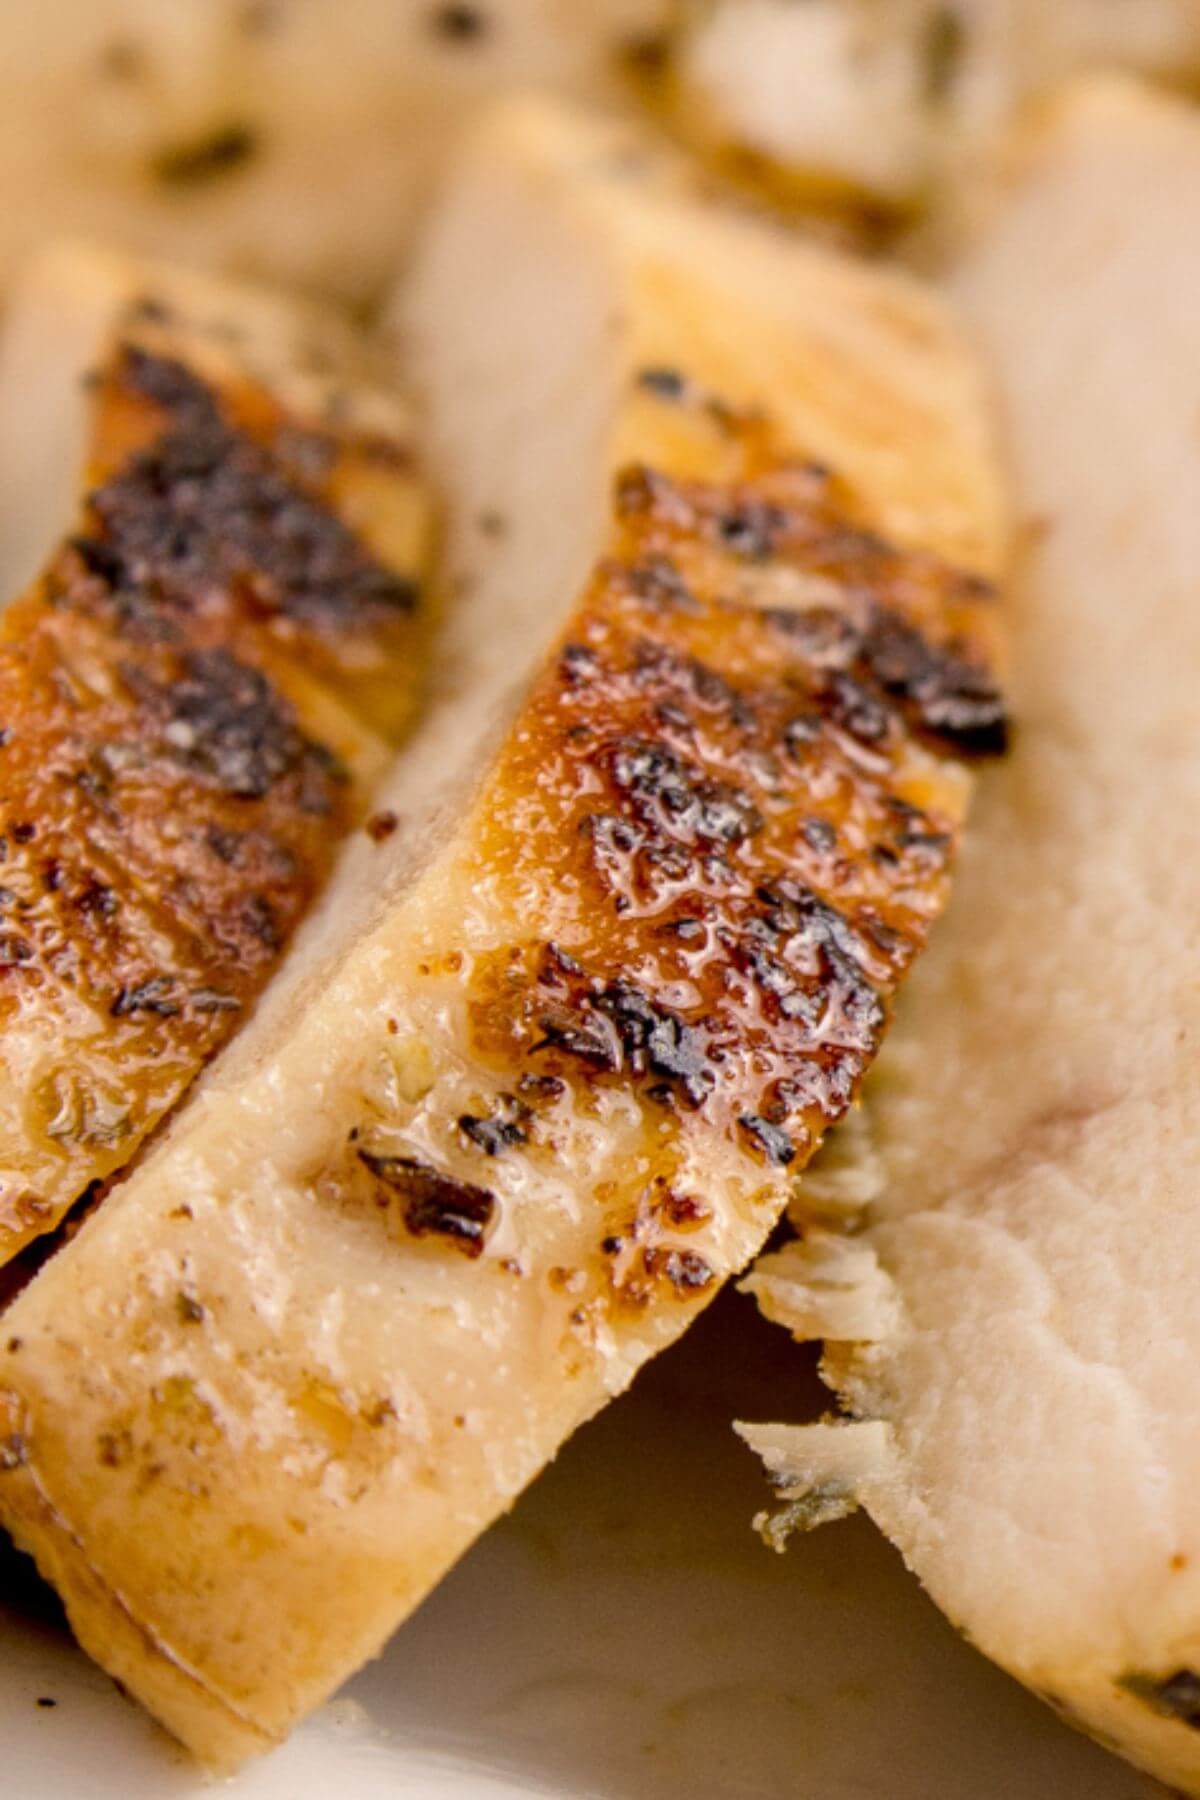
[[743, 76, 1200, 1797]]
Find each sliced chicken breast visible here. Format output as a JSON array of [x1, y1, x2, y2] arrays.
[[0, 244, 431, 1271], [0, 0, 668, 303], [664, 0, 1200, 216], [0, 99, 1005, 1767], [740, 77, 1200, 1796]]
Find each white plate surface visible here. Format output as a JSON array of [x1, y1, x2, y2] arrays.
[[1, 1290, 1169, 1799]]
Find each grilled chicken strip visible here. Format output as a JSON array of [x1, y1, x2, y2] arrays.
[[662, 0, 1200, 220], [0, 244, 431, 1271], [739, 78, 1200, 1796], [0, 1, 668, 303], [0, 100, 1005, 1767]]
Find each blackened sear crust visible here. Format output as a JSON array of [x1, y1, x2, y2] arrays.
[[608, 739, 763, 846], [119, 648, 346, 805], [533, 962, 717, 1109], [619, 459, 1006, 759], [358, 1150, 496, 1257], [0, 322, 418, 1262], [457, 1092, 531, 1156], [859, 608, 1007, 754], [739, 1114, 797, 1167], [469, 453, 1004, 1174], [1121, 1668, 1200, 1729], [88, 347, 417, 635]]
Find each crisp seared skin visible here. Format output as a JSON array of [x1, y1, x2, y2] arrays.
[[0, 304, 429, 1267]]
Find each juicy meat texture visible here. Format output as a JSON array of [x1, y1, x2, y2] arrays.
[[0, 252, 431, 1269], [0, 100, 1004, 1767], [741, 78, 1200, 1798]]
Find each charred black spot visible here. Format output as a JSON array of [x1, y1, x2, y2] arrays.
[[861, 609, 1007, 755], [122, 648, 340, 804], [740, 1114, 796, 1166], [628, 639, 753, 728], [560, 642, 599, 684], [111, 976, 182, 1018], [240, 892, 280, 950], [357, 1150, 496, 1257], [0, 935, 33, 967], [88, 348, 418, 636], [610, 740, 762, 846], [660, 916, 706, 943], [532, 961, 718, 1109], [756, 880, 875, 970], [821, 671, 892, 744], [69, 534, 128, 589], [429, 2, 488, 40], [716, 498, 788, 560], [636, 366, 688, 400], [75, 878, 118, 920], [458, 1093, 531, 1156], [518, 1072, 565, 1103], [151, 122, 260, 187], [534, 1002, 622, 1070], [541, 940, 585, 982], [596, 979, 715, 1104], [625, 557, 698, 611], [768, 604, 861, 668], [1121, 1668, 1200, 1729]]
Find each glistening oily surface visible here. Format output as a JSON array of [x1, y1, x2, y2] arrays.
[[742, 76, 1200, 1799], [0, 98, 1002, 1765], [0, 1293, 1164, 1800], [0, 251, 430, 1275]]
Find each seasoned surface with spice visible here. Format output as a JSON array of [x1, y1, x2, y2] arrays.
[[0, 253, 430, 1267], [0, 99, 1004, 1770], [467, 450, 1000, 1186]]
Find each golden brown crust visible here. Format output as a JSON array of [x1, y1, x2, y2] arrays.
[[466, 446, 1003, 1179], [0, 337, 427, 1265], [334, 434, 1004, 1322], [83, 343, 423, 710], [0, 378, 1005, 1771]]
